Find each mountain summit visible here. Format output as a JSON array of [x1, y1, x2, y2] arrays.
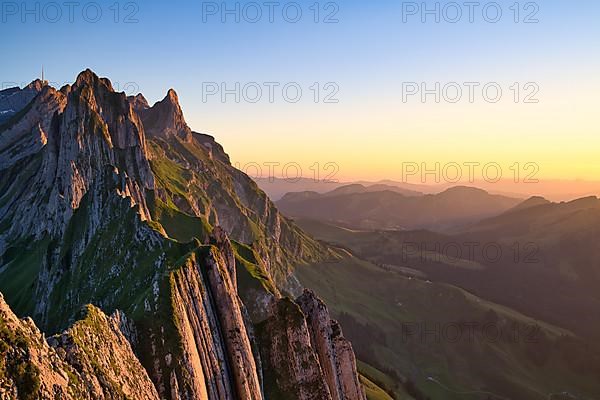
[[139, 88, 193, 142], [0, 70, 364, 400]]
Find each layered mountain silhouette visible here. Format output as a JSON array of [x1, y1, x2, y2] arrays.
[[449, 196, 600, 338], [277, 184, 522, 231], [0, 70, 366, 400]]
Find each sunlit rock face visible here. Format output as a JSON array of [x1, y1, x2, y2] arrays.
[[0, 69, 363, 400]]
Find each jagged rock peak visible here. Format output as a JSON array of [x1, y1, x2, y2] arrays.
[[66, 68, 152, 154], [74, 68, 113, 91], [166, 88, 179, 102], [140, 87, 193, 142], [60, 84, 72, 97], [128, 93, 150, 111], [0, 79, 47, 125], [25, 79, 45, 92]]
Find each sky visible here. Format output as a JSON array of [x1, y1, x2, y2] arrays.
[[1, 0, 599, 187]]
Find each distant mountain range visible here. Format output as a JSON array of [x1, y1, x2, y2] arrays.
[[277, 184, 522, 231], [255, 177, 600, 202]]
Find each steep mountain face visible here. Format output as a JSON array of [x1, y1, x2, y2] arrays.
[[0, 83, 64, 172], [0, 70, 363, 399], [0, 70, 153, 255], [277, 185, 521, 231], [133, 88, 327, 289], [296, 290, 365, 400]]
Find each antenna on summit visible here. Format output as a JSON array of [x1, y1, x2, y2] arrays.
[[41, 65, 47, 86]]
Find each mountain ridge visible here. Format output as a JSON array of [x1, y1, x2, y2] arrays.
[[0, 70, 365, 400]]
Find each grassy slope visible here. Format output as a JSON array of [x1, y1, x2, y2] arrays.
[[358, 361, 416, 400], [295, 254, 600, 400], [147, 137, 328, 289], [361, 375, 394, 400], [296, 216, 600, 341]]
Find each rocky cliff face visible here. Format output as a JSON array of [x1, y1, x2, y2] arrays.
[[0, 69, 362, 399], [0, 84, 64, 171], [297, 290, 365, 400], [163, 245, 262, 400], [256, 292, 366, 400], [258, 298, 334, 400]]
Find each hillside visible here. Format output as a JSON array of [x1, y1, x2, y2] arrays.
[[296, 206, 600, 341], [295, 254, 600, 400]]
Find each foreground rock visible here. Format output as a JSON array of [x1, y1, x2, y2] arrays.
[[0, 293, 159, 400]]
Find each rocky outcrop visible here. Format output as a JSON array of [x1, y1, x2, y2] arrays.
[[193, 132, 231, 164], [210, 226, 237, 292], [257, 298, 333, 400], [49, 305, 160, 399], [128, 93, 150, 112], [298, 290, 366, 400], [256, 292, 366, 400], [169, 253, 233, 399], [167, 246, 263, 400], [203, 246, 262, 399], [141, 89, 192, 142], [0, 292, 159, 400]]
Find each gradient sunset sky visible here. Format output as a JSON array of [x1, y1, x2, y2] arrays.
[[2, 0, 599, 184]]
